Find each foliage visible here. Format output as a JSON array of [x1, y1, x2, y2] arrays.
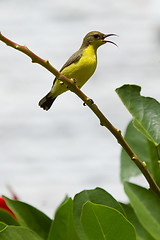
[[116, 85, 160, 187], [0, 84, 160, 239]]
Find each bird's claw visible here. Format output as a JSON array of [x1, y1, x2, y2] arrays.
[[83, 98, 94, 106], [90, 99, 94, 105], [71, 78, 77, 84]]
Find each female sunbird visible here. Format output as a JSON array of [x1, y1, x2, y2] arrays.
[[39, 31, 116, 110]]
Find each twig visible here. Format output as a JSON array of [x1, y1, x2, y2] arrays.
[[1, 33, 160, 197]]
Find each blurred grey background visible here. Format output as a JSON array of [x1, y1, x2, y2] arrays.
[[0, 0, 160, 217]]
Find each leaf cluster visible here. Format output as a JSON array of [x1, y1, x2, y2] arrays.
[[0, 84, 160, 240], [0, 188, 136, 240]]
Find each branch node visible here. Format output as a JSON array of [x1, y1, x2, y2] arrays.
[[117, 129, 121, 135], [142, 161, 147, 167], [23, 45, 28, 49], [100, 121, 104, 126], [45, 60, 49, 64], [132, 156, 136, 161], [15, 45, 19, 49]]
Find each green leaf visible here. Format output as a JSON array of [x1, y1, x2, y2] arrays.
[[146, 232, 157, 240], [3, 196, 51, 239], [0, 222, 7, 232], [121, 121, 160, 185], [124, 182, 160, 240], [0, 225, 42, 240], [121, 121, 149, 181], [81, 202, 136, 240], [73, 187, 125, 240], [147, 141, 160, 187], [0, 209, 19, 226], [48, 198, 80, 240], [120, 203, 147, 240], [116, 84, 160, 146]]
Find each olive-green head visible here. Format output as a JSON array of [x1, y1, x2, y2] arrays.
[[81, 31, 117, 50]]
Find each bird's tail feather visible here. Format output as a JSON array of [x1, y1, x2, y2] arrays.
[[39, 93, 57, 110]]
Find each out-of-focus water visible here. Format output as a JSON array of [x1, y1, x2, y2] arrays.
[[0, 0, 160, 216]]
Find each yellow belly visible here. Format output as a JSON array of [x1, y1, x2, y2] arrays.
[[51, 45, 97, 96]]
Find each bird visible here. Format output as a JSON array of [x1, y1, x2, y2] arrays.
[[39, 31, 116, 110]]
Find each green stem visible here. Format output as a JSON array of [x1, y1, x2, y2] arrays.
[[1, 32, 160, 197]]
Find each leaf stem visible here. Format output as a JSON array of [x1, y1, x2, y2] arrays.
[[1, 33, 160, 197]]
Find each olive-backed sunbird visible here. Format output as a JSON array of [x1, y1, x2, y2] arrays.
[[39, 31, 116, 110]]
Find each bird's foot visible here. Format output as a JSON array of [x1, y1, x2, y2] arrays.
[[83, 98, 94, 106], [71, 78, 77, 84]]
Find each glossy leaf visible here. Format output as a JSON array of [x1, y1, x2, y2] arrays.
[[124, 182, 160, 240], [146, 232, 157, 240], [116, 84, 160, 146], [121, 121, 149, 181], [81, 202, 136, 240], [121, 203, 148, 240], [0, 222, 7, 232], [0, 225, 42, 240], [147, 141, 160, 187], [0, 209, 19, 226], [73, 187, 125, 240], [48, 198, 80, 240], [4, 196, 51, 239]]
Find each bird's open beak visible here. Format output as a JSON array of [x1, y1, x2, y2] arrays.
[[102, 34, 118, 47]]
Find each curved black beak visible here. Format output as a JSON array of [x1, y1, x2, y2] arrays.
[[103, 34, 118, 47]]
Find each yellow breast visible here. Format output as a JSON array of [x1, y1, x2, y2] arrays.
[[61, 45, 97, 88]]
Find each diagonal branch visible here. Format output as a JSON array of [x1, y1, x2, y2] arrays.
[[0, 32, 160, 197]]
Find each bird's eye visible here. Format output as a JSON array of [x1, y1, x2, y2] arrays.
[[93, 34, 100, 39]]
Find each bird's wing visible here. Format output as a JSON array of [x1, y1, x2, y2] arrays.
[[60, 49, 83, 72], [52, 49, 83, 85]]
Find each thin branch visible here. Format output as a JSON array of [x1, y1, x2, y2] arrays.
[[1, 33, 160, 197]]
